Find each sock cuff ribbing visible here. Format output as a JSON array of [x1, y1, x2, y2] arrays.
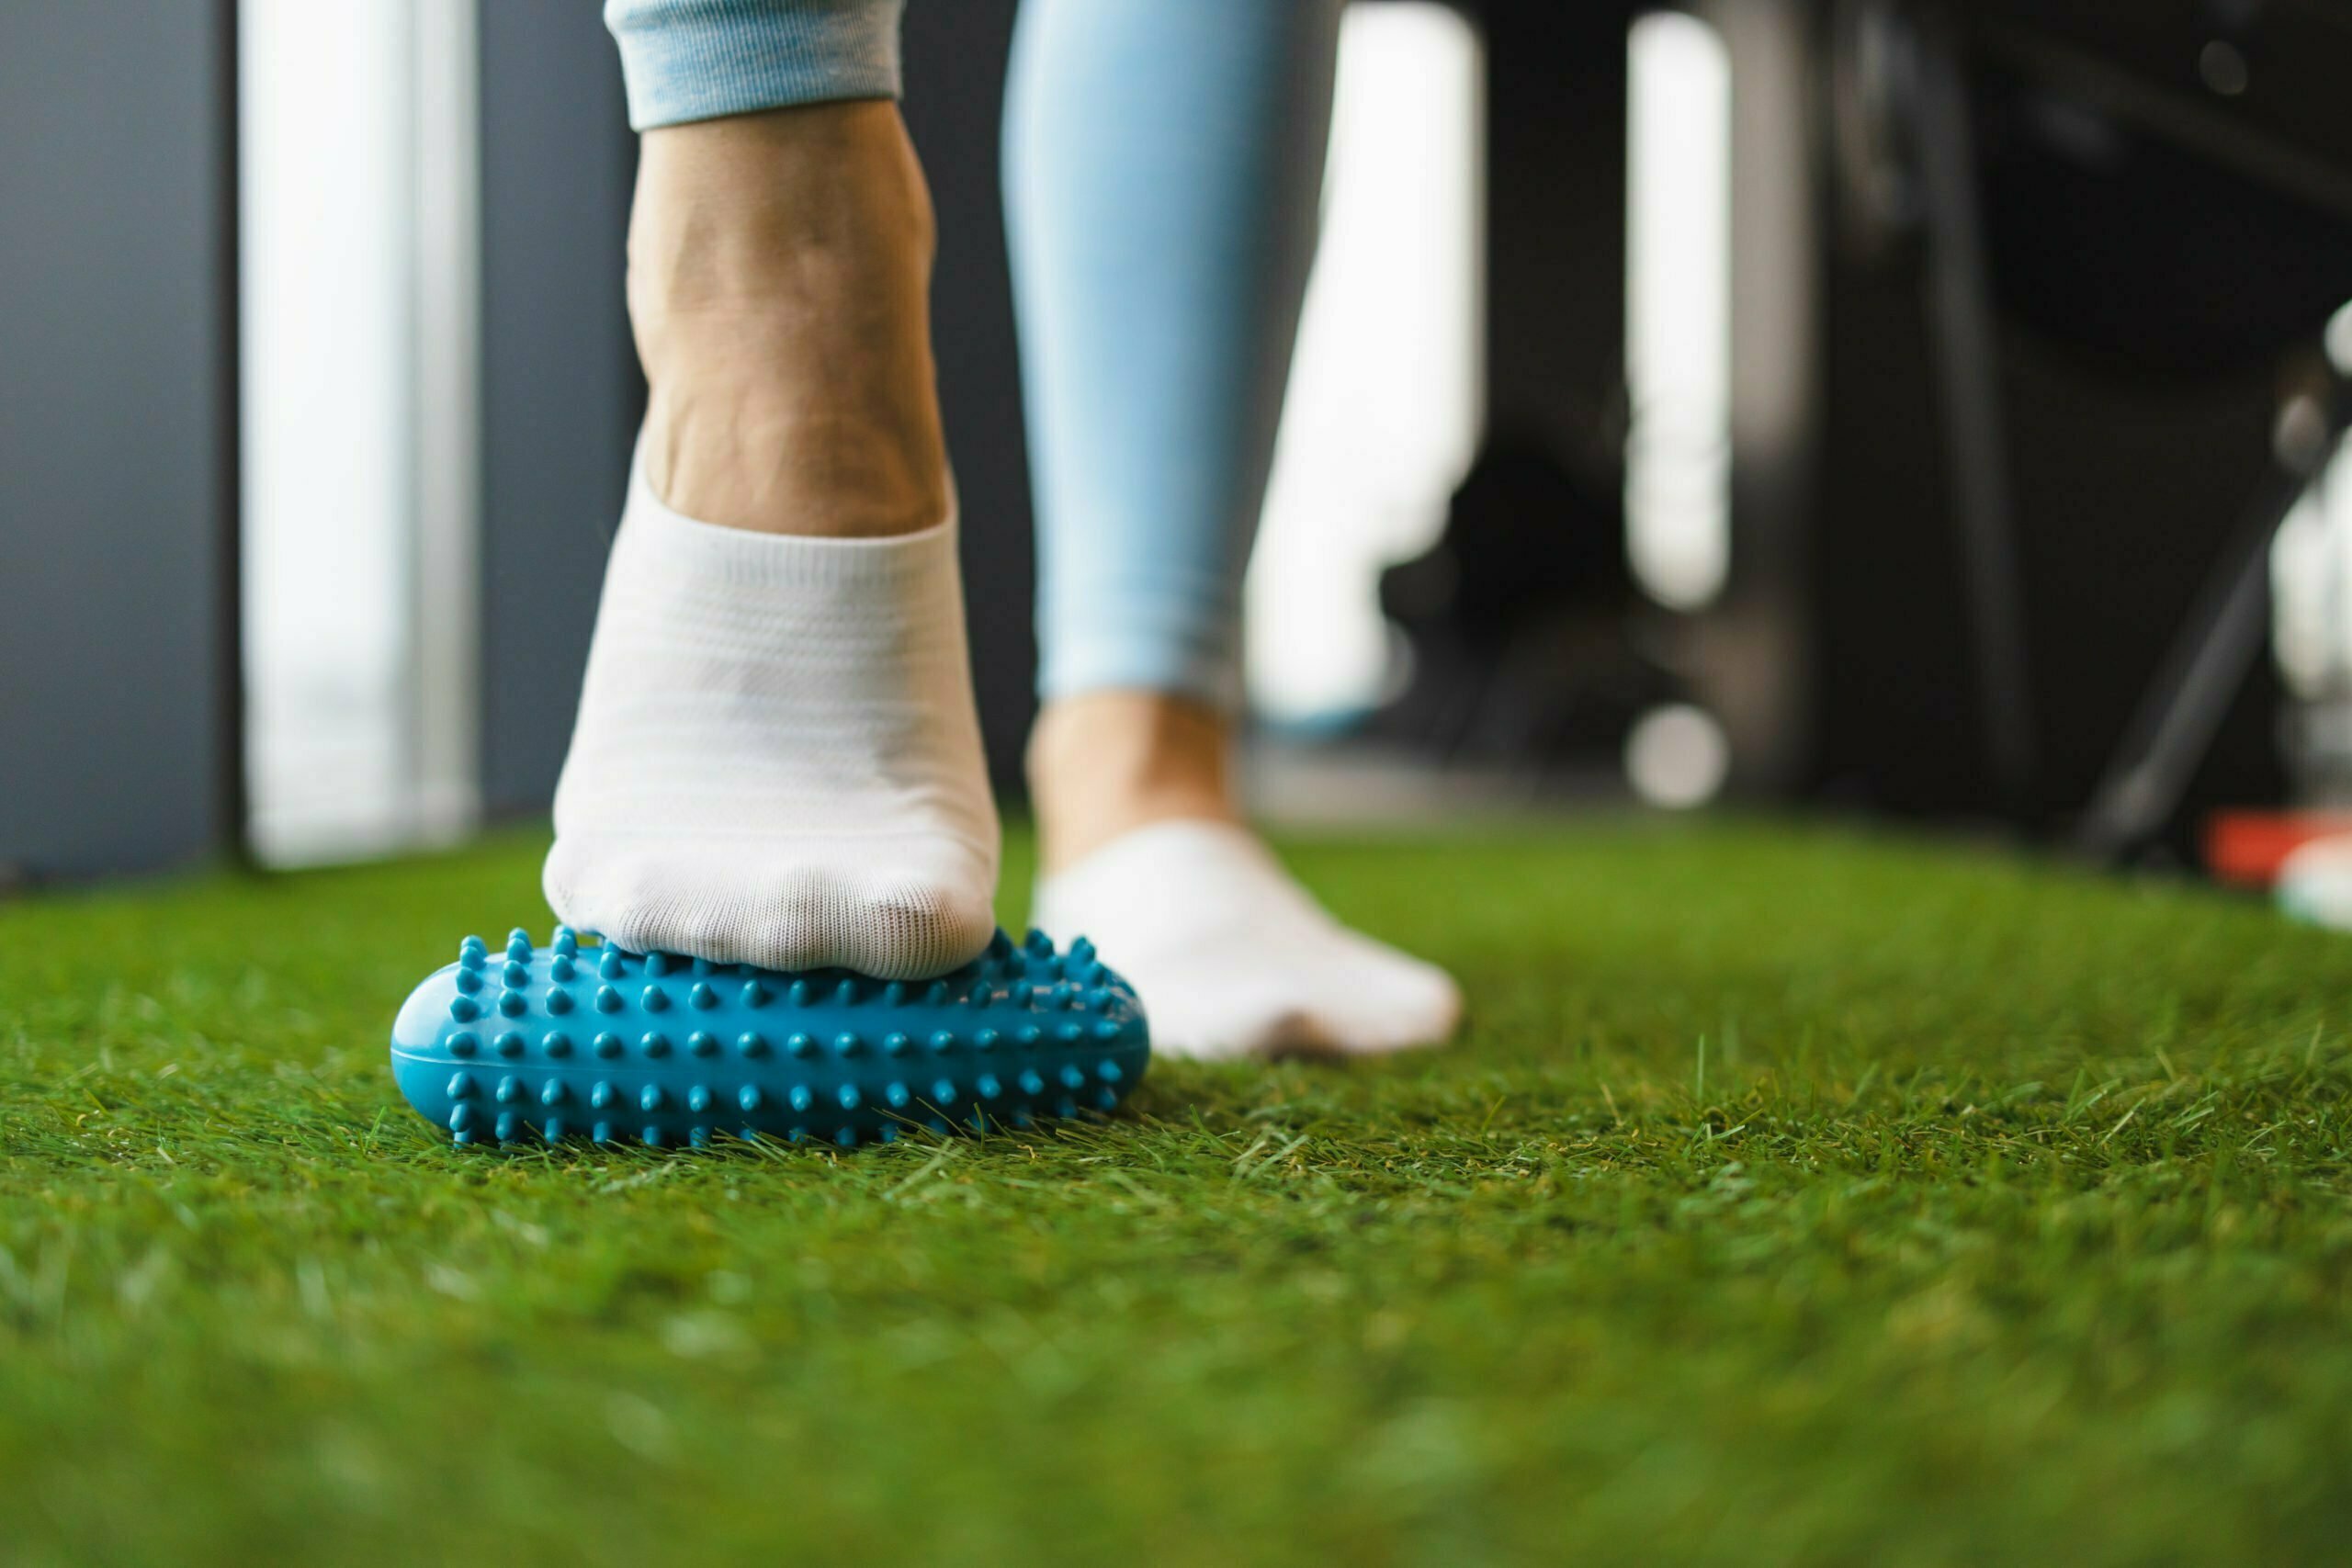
[[605, 0, 906, 130], [617, 455, 960, 595]]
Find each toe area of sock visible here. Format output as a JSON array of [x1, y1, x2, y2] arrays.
[[1314, 947, 1462, 1055], [816, 871, 998, 980], [543, 835, 996, 978], [1132, 942, 1462, 1061]]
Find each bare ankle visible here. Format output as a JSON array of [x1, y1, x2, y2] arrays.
[[628, 102, 949, 537], [1028, 692, 1243, 874]]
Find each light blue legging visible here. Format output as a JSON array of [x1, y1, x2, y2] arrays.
[[605, 0, 1342, 711]]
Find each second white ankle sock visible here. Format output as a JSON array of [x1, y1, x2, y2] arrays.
[[544, 459, 1000, 978], [1033, 821, 1462, 1059]]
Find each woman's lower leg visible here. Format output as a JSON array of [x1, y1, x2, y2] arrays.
[[543, 6, 998, 978], [1005, 0, 1460, 1055], [1004, 0, 1341, 873], [630, 101, 947, 539]]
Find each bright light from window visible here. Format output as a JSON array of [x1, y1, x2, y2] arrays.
[[1624, 9, 1733, 611], [241, 0, 410, 863], [241, 0, 478, 864], [2273, 433, 2352, 698], [2323, 298, 2352, 378], [1245, 3, 1485, 727]]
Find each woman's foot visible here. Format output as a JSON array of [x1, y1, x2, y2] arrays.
[[1027, 693, 1462, 1058], [542, 464, 998, 978], [543, 104, 999, 979]]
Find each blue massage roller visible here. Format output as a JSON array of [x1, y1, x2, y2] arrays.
[[391, 925, 1149, 1148]]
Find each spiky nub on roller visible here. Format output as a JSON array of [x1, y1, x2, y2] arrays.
[[390, 926, 1149, 1148]]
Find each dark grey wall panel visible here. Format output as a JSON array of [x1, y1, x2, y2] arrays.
[[903, 0, 1040, 795], [1472, 0, 1634, 467], [476, 1, 644, 818], [0, 0, 240, 883]]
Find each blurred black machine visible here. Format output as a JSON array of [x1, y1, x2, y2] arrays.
[[1378, 0, 2352, 863]]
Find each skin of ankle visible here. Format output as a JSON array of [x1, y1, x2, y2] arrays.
[[628, 102, 951, 537], [1028, 691, 1244, 874]]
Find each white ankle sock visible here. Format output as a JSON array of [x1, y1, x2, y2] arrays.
[[1033, 821, 1461, 1059], [544, 460, 1000, 978]]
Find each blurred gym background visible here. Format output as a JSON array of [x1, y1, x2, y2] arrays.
[[8, 0, 2352, 893]]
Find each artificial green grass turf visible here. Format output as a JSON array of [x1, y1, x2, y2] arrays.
[[2, 820, 2348, 1566]]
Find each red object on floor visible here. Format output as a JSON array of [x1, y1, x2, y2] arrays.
[[2202, 811, 2352, 887]]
